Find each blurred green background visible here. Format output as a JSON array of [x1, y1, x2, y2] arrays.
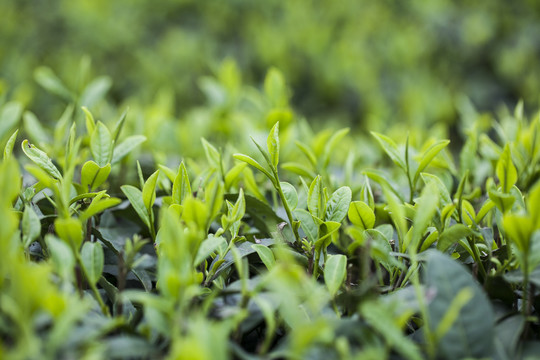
[[1, 0, 539, 131]]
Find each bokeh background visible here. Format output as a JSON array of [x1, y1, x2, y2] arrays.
[[1, 0, 539, 133]]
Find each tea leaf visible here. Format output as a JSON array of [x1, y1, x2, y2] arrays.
[[308, 175, 325, 219], [348, 201, 375, 230], [112, 135, 146, 164], [233, 154, 273, 180], [81, 160, 111, 191], [195, 235, 227, 266], [437, 224, 474, 253], [22, 205, 41, 248], [280, 181, 298, 210], [22, 139, 62, 180], [172, 162, 192, 205], [81, 241, 104, 286], [267, 121, 280, 167], [3, 129, 18, 159], [79, 76, 112, 108], [496, 145, 517, 193], [414, 140, 450, 184], [252, 244, 276, 270], [55, 217, 83, 250], [91, 121, 113, 167], [325, 186, 352, 223], [121, 185, 150, 229], [324, 254, 347, 297], [142, 170, 160, 211], [371, 132, 406, 171], [34, 66, 73, 100]]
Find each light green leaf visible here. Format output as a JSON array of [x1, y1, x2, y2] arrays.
[[202, 138, 221, 170], [55, 217, 83, 250], [121, 185, 150, 229], [308, 175, 325, 219], [195, 235, 227, 266], [233, 153, 273, 180], [91, 121, 113, 167], [437, 224, 474, 253], [80, 192, 121, 222], [45, 235, 75, 281], [21, 139, 62, 180], [81, 241, 104, 286], [172, 162, 192, 205], [421, 173, 452, 206], [0, 102, 23, 142], [205, 178, 225, 225], [23, 111, 49, 147], [414, 140, 450, 184], [295, 141, 317, 167], [3, 129, 18, 159], [425, 250, 495, 359], [324, 254, 347, 297], [406, 182, 439, 252], [112, 107, 129, 143], [112, 135, 146, 164], [142, 170, 160, 211], [34, 67, 73, 100], [82, 106, 96, 135], [224, 162, 247, 189], [267, 121, 280, 167], [294, 209, 318, 243], [81, 160, 111, 190], [496, 145, 518, 193], [22, 205, 41, 248], [322, 128, 350, 167], [348, 201, 375, 230], [371, 132, 406, 171], [252, 244, 276, 270], [325, 186, 352, 223], [79, 76, 112, 108], [280, 181, 298, 210], [503, 214, 533, 254], [230, 188, 245, 223]]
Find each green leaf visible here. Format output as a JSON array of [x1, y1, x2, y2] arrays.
[[45, 235, 75, 281], [348, 201, 375, 230], [308, 175, 325, 219], [80, 192, 121, 222], [142, 170, 160, 211], [22, 205, 41, 248], [182, 197, 209, 231], [81, 241, 104, 286], [488, 188, 516, 214], [112, 107, 129, 143], [233, 153, 273, 181], [34, 66, 73, 100], [23, 111, 49, 147], [121, 185, 150, 229], [295, 141, 317, 167], [280, 181, 298, 210], [202, 138, 221, 170], [420, 173, 452, 206], [224, 162, 247, 189], [21, 139, 62, 180], [414, 140, 450, 185], [81, 160, 111, 190], [112, 135, 146, 164], [406, 182, 439, 251], [230, 188, 245, 223], [172, 162, 191, 205], [79, 76, 111, 108], [294, 209, 318, 243], [324, 254, 347, 297], [281, 162, 317, 178], [195, 235, 227, 266], [502, 214, 533, 254], [82, 106, 96, 135], [424, 250, 495, 359], [496, 145, 518, 193], [0, 101, 23, 142], [205, 178, 225, 225], [3, 129, 18, 159], [371, 132, 406, 171], [267, 121, 280, 167], [91, 121, 113, 167], [325, 186, 352, 223], [252, 244, 276, 270], [55, 217, 83, 250], [322, 128, 349, 167], [437, 224, 474, 253]]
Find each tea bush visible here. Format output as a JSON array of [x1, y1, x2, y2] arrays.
[[1, 65, 540, 359]]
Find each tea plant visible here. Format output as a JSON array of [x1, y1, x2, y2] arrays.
[[1, 70, 540, 360]]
